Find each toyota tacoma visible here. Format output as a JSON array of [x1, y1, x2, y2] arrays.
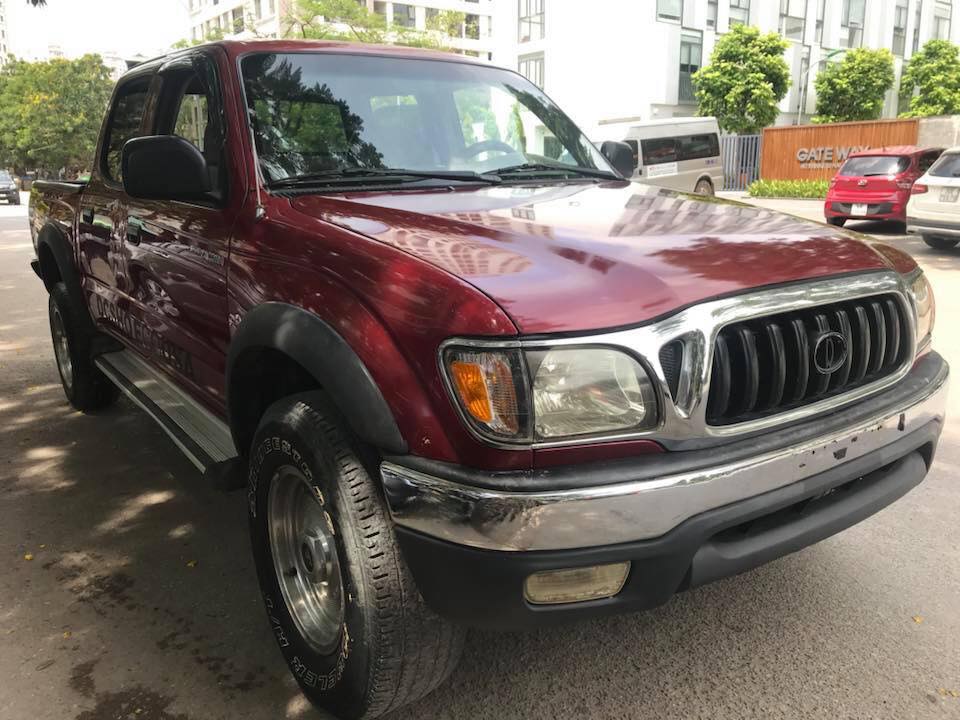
[[29, 40, 948, 719]]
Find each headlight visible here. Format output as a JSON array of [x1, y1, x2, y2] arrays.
[[442, 345, 658, 443], [906, 270, 935, 349]]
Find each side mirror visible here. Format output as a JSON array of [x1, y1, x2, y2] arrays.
[[600, 141, 637, 179], [121, 135, 212, 201]]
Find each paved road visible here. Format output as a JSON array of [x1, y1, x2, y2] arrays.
[[1, 197, 959, 720]]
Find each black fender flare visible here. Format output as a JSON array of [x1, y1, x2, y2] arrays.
[[226, 302, 408, 455], [36, 222, 95, 334]]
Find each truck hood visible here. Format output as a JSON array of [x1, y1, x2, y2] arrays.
[[290, 182, 916, 334]]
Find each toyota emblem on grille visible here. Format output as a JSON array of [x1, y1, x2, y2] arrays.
[[813, 331, 847, 374]]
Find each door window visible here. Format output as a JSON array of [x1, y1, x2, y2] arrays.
[[918, 151, 941, 174], [157, 58, 225, 196], [102, 80, 150, 183], [641, 137, 678, 165]]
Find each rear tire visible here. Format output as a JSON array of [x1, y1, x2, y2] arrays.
[[248, 393, 464, 720], [694, 178, 714, 196], [48, 283, 119, 412], [922, 235, 959, 250], [827, 217, 846, 227]]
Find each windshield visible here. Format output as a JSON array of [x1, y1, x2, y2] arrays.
[[838, 155, 910, 177], [928, 153, 960, 177], [240, 52, 612, 184], [0, 172, 12, 182]]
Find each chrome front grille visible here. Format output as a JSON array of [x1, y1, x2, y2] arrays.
[[706, 293, 910, 425]]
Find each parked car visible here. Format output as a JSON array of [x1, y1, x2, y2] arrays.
[[906, 146, 960, 250], [592, 116, 723, 195], [0, 170, 20, 204], [29, 40, 948, 720], [824, 146, 942, 227]]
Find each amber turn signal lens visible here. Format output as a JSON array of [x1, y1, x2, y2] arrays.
[[450, 361, 493, 423]]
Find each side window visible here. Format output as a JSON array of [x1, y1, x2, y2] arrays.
[[676, 133, 720, 162], [102, 81, 150, 183], [174, 92, 209, 152], [918, 151, 940, 173], [641, 137, 678, 165], [159, 61, 226, 193]]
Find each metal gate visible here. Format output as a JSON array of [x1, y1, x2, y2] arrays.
[[720, 134, 762, 191]]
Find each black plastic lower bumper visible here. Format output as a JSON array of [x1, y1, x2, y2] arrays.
[[397, 423, 939, 630]]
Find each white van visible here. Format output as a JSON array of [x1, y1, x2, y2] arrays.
[[593, 117, 724, 195]]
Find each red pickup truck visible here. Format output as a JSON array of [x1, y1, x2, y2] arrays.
[[30, 40, 948, 719]]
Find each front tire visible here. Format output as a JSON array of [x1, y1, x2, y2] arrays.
[[248, 394, 464, 720], [48, 283, 119, 412], [922, 235, 959, 250]]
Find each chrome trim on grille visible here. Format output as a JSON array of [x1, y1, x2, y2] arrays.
[[442, 271, 919, 449]]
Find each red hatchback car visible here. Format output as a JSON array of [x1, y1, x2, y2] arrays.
[[824, 146, 942, 227]]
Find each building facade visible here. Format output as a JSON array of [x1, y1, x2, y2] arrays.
[[492, 0, 960, 133], [188, 0, 496, 59], [0, 0, 8, 63]]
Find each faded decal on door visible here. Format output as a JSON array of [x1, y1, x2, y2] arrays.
[[93, 294, 195, 379]]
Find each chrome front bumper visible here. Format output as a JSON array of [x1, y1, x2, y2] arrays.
[[382, 359, 948, 553]]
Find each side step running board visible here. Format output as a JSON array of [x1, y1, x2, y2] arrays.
[[95, 350, 238, 473]]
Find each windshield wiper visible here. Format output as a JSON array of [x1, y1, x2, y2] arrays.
[[268, 167, 501, 188], [485, 162, 620, 181]]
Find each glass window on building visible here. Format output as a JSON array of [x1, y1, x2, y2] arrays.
[[840, 0, 865, 47], [518, 53, 544, 88], [374, 1, 387, 18], [232, 7, 243, 32], [893, 0, 908, 55], [935, 0, 952, 39], [913, 2, 923, 52], [519, 0, 545, 41], [679, 31, 702, 104], [730, 0, 750, 26], [393, 3, 416, 28], [466, 14, 480, 39], [815, 0, 826, 42], [656, 0, 683, 23], [707, 0, 718, 27], [779, 0, 806, 40]]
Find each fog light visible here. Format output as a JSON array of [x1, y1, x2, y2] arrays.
[[523, 562, 630, 605]]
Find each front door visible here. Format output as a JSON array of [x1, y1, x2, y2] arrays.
[[122, 51, 237, 412]]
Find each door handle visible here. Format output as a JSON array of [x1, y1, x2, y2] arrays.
[[81, 208, 94, 225]]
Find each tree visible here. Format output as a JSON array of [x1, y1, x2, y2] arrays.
[[0, 54, 114, 173], [899, 39, 960, 117], [284, 0, 463, 49], [813, 48, 894, 123], [693, 25, 790, 134]]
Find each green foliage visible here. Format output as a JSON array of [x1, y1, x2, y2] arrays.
[[813, 48, 894, 123], [0, 54, 114, 173], [899, 39, 960, 117], [693, 25, 790, 135], [747, 179, 830, 199], [284, 0, 460, 49]]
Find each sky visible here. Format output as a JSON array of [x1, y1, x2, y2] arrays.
[[8, 0, 192, 61]]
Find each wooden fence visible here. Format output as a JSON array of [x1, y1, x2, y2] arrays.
[[760, 119, 920, 181]]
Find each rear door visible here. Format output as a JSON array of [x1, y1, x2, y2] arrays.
[[78, 70, 153, 341], [833, 154, 909, 216]]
